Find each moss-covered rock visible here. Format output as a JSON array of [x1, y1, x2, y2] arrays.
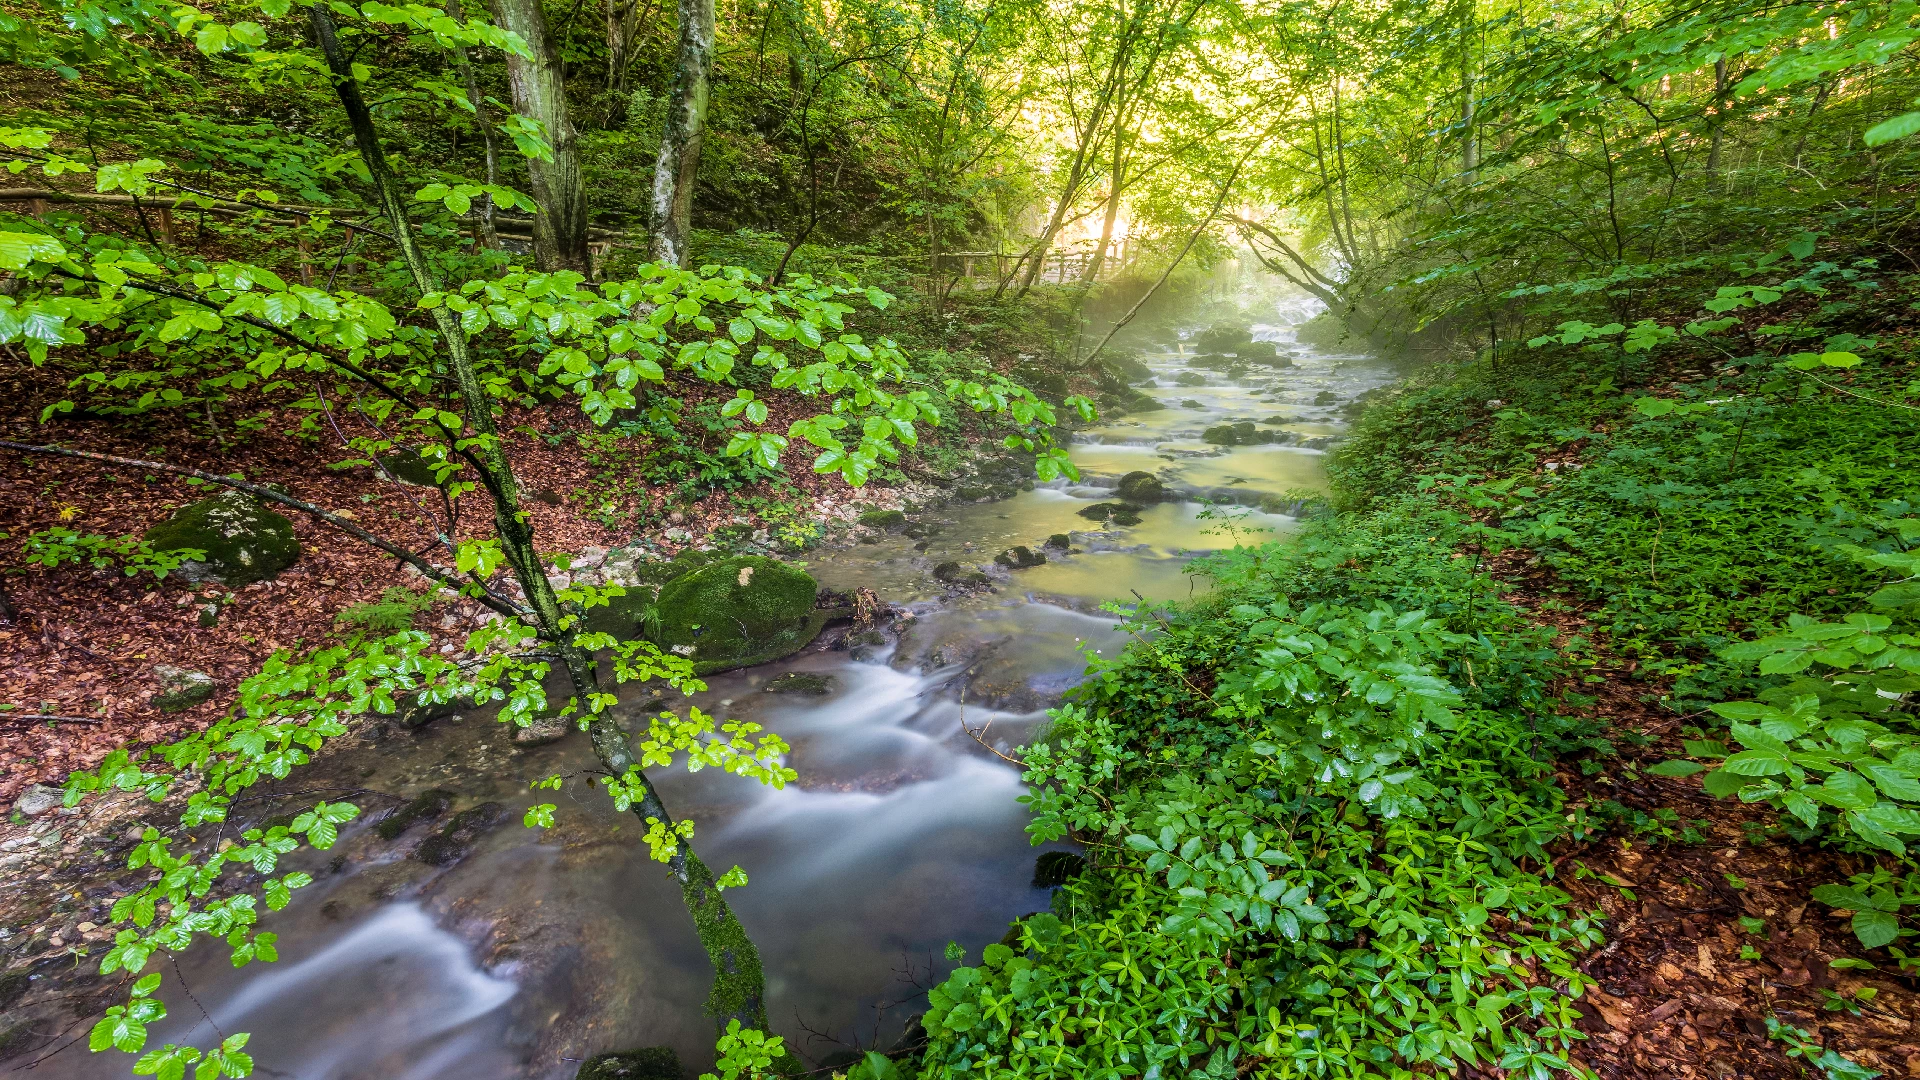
[[1314, 390, 1340, 405], [932, 561, 991, 588], [1202, 422, 1275, 447], [413, 802, 504, 866], [857, 509, 908, 529], [575, 1047, 683, 1080], [993, 545, 1046, 569], [1075, 502, 1144, 526], [1196, 324, 1254, 353], [763, 671, 834, 695], [152, 664, 215, 713], [375, 788, 454, 840], [143, 491, 300, 585], [1114, 471, 1166, 503], [374, 447, 443, 487], [652, 556, 822, 674], [1044, 533, 1071, 550], [1173, 371, 1208, 387]]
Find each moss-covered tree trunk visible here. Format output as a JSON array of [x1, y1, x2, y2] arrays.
[[489, 0, 593, 274], [309, 3, 772, 1036], [446, 0, 500, 251], [650, 0, 713, 266]]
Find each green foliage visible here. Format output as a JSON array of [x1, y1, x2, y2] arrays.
[[698, 1020, 787, 1080], [17, 527, 204, 581], [921, 501, 1606, 1078], [333, 585, 439, 632]]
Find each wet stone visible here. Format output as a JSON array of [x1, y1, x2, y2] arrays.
[[413, 802, 505, 867], [856, 509, 908, 529], [1074, 502, 1144, 526], [763, 671, 835, 695], [932, 561, 991, 588], [994, 545, 1046, 569], [1114, 470, 1167, 503], [375, 789, 455, 840]]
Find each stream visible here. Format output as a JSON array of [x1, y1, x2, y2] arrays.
[[38, 297, 1399, 1079]]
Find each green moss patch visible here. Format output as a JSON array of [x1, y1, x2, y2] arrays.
[[652, 555, 821, 674], [143, 491, 300, 585]]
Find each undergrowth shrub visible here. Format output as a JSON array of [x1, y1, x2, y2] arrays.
[[919, 506, 1608, 1078]]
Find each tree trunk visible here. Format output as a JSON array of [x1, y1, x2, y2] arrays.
[[308, 2, 771, 1036], [1706, 57, 1727, 193], [1083, 132, 1126, 284], [604, 0, 650, 127], [446, 0, 500, 250], [650, 0, 715, 266], [490, 0, 593, 274]]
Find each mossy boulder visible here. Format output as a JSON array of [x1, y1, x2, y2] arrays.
[[144, 491, 300, 585], [1196, 324, 1254, 353], [1172, 371, 1208, 387], [932, 561, 991, 588], [857, 509, 909, 530], [375, 789, 454, 840], [1189, 353, 1235, 371], [152, 664, 215, 713], [1114, 471, 1167, 503], [374, 447, 443, 487], [1314, 390, 1340, 405], [1075, 502, 1144, 526], [993, 545, 1046, 569], [1100, 353, 1154, 383], [1044, 533, 1071, 551], [576, 1047, 682, 1080], [652, 555, 823, 674], [1202, 422, 1274, 447]]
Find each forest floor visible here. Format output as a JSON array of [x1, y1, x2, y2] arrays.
[[0, 385, 917, 807], [1488, 533, 1920, 1079]]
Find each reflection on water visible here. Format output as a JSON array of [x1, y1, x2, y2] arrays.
[[38, 295, 1396, 1080]]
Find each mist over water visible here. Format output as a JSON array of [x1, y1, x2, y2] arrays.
[[39, 294, 1398, 1079]]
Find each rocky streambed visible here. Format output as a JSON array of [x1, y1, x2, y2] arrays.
[[2, 297, 1399, 1079]]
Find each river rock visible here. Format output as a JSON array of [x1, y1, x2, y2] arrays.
[[1172, 371, 1208, 386], [1202, 422, 1275, 447], [1075, 502, 1143, 526], [1044, 533, 1071, 551], [1196, 324, 1254, 353], [151, 664, 215, 712], [1313, 390, 1340, 405], [1114, 471, 1167, 503], [413, 802, 504, 866], [1180, 398, 1204, 408], [511, 710, 571, 747], [11, 784, 62, 818], [993, 545, 1046, 569], [652, 555, 824, 674], [144, 490, 300, 585], [389, 687, 469, 729], [576, 1047, 681, 1080], [932, 561, 991, 588], [374, 789, 454, 840], [374, 447, 443, 487], [763, 671, 834, 695], [1189, 353, 1235, 371], [857, 509, 908, 529]]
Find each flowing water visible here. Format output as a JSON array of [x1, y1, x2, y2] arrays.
[[39, 298, 1399, 1079]]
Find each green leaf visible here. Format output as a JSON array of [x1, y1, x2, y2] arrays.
[[1865, 110, 1920, 146], [1647, 759, 1706, 777], [1853, 909, 1900, 949]]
